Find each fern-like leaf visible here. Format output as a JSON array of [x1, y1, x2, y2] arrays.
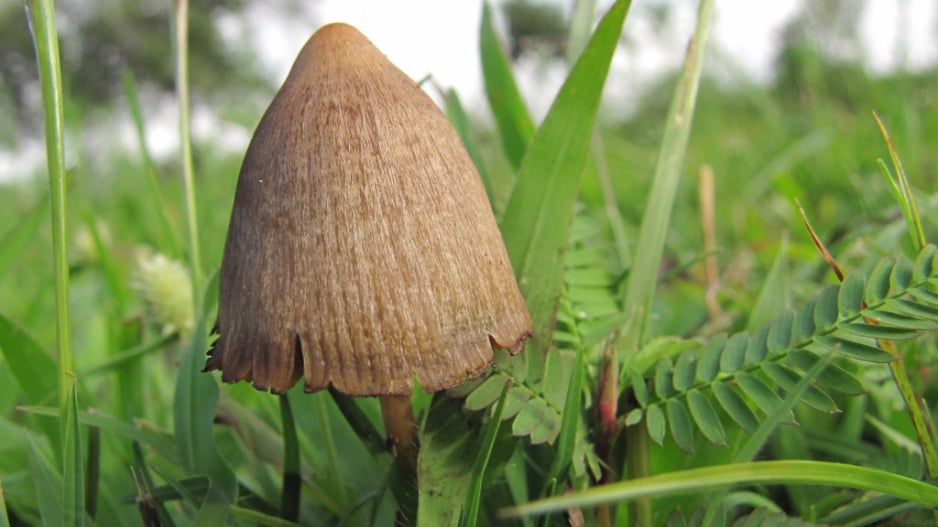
[[630, 245, 938, 449]]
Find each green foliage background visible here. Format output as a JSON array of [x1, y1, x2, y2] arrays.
[[4, 0, 938, 525]]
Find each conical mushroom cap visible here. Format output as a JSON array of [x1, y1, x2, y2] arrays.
[[206, 23, 533, 396]]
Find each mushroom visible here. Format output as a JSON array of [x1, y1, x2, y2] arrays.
[[205, 23, 532, 450]]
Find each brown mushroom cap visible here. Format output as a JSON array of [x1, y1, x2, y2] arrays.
[[206, 23, 533, 396]]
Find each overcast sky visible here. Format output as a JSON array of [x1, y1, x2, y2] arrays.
[[235, 0, 937, 110], [3, 0, 936, 182]]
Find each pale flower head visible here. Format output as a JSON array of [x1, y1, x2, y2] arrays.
[[133, 249, 193, 335]]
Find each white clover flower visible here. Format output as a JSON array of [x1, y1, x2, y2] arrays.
[[133, 249, 193, 335]]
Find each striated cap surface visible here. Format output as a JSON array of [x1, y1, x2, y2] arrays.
[[205, 23, 532, 396]]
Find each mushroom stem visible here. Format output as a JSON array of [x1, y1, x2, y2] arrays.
[[380, 394, 417, 456]]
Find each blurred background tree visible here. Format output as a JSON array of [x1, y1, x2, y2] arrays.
[[501, 0, 567, 59], [0, 0, 270, 144], [1, 0, 935, 219]]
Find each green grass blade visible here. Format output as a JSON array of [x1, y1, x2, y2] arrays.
[[172, 313, 237, 500], [747, 236, 790, 331], [228, 507, 302, 527], [131, 441, 176, 527], [326, 388, 385, 457], [19, 406, 180, 465], [80, 213, 129, 311], [0, 314, 57, 406], [618, 2, 714, 521], [889, 358, 938, 479], [824, 495, 921, 526], [121, 71, 181, 256], [80, 333, 178, 377], [24, 0, 74, 448], [135, 472, 209, 508], [0, 479, 9, 527], [464, 379, 512, 527], [321, 389, 381, 514], [501, 460, 938, 518], [499, 0, 632, 364], [0, 194, 47, 279], [443, 88, 495, 207], [173, 0, 203, 295], [567, 0, 599, 64], [873, 111, 925, 251], [0, 313, 60, 446], [480, 1, 534, 169], [191, 489, 229, 527], [620, 0, 715, 347], [29, 434, 65, 527], [62, 381, 84, 527], [278, 394, 300, 522], [83, 424, 99, 520]]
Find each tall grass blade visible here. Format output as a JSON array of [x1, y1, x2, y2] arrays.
[[173, 0, 203, 294], [62, 382, 84, 527], [142, 470, 207, 507], [191, 493, 229, 526], [567, 0, 599, 64], [0, 315, 57, 406], [620, 0, 715, 346], [873, 111, 925, 251], [80, 333, 178, 377], [570, 0, 632, 268], [315, 392, 353, 511], [464, 380, 512, 527], [443, 88, 495, 207], [501, 460, 938, 518], [131, 441, 175, 527], [24, 0, 74, 456], [499, 0, 631, 366], [327, 388, 385, 456], [121, 71, 181, 256], [480, 2, 534, 169], [29, 434, 66, 527], [228, 507, 303, 527], [81, 212, 129, 311], [84, 425, 100, 520], [19, 405, 180, 465], [747, 236, 790, 331], [0, 312, 59, 447], [25, 426, 95, 526], [890, 358, 938, 478], [82, 216, 143, 421], [619, 1, 714, 522], [0, 195, 47, 279], [172, 311, 237, 500]]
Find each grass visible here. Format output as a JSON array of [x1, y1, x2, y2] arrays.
[[4, 0, 938, 525]]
